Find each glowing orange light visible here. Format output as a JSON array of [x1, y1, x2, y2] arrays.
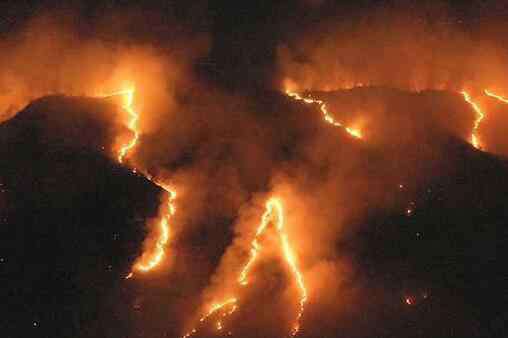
[[132, 184, 176, 273], [461, 91, 485, 149], [99, 88, 176, 277], [182, 298, 238, 338], [99, 88, 139, 164], [184, 197, 307, 337], [485, 89, 508, 104], [286, 90, 362, 139], [238, 197, 307, 336]]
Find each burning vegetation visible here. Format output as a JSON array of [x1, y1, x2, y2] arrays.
[[2, 3, 508, 338]]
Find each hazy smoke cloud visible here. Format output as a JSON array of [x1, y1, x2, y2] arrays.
[[277, 5, 508, 93], [0, 11, 208, 124]]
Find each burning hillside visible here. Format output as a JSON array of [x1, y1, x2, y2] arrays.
[[2, 85, 507, 338], [2, 2, 508, 338]]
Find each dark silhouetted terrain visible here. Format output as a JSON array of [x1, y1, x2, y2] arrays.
[[1, 89, 508, 338]]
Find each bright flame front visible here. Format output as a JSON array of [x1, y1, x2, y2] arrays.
[[286, 90, 362, 139], [461, 90, 485, 150], [184, 197, 307, 337], [98, 88, 139, 164], [99, 87, 176, 277], [132, 182, 176, 273], [485, 89, 508, 104]]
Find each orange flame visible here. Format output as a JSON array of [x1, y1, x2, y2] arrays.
[[99, 88, 176, 276], [461, 91, 485, 149], [132, 182, 176, 273], [99, 88, 139, 164], [485, 89, 508, 104], [286, 90, 362, 139], [238, 198, 307, 336], [184, 197, 307, 337], [182, 298, 238, 338]]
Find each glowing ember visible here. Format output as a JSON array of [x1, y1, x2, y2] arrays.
[[461, 91, 485, 149], [485, 89, 508, 104], [286, 90, 362, 139], [184, 197, 307, 337]]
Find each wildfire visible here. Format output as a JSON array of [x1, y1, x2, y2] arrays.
[[182, 298, 238, 338], [132, 182, 176, 273], [184, 197, 307, 337], [99, 87, 176, 276], [485, 89, 508, 104], [461, 91, 485, 149], [285, 87, 495, 150], [99, 88, 139, 164], [286, 90, 362, 139]]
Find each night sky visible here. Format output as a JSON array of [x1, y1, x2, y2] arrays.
[[2, 2, 508, 338]]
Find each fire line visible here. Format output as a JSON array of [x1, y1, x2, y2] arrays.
[[485, 89, 508, 104], [285, 90, 362, 139], [99, 88, 139, 164], [461, 90, 485, 150], [286, 87, 491, 150], [99, 87, 176, 277], [183, 197, 307, 337], [130, 179, 176, 275]]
